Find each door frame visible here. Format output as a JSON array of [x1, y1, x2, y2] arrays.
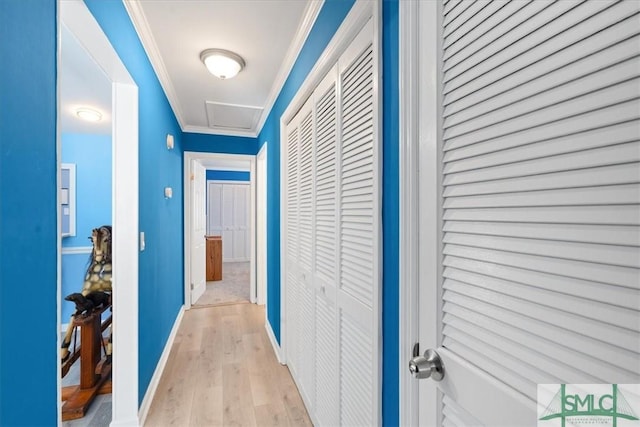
[[59, 2, 140, 425], [399, 0, 440, 425], [183, 151, 257, 309], [256, 143, 268, 306]]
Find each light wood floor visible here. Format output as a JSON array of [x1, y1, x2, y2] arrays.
[[144, 303, 312, 427]]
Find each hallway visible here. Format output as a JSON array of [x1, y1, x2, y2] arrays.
[[144, 303, 312, 426]]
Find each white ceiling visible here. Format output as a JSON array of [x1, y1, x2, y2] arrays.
[[60, 24, 112, 135], [125, 0, 321, 137]]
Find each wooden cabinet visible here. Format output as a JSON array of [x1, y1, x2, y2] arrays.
[[206, 236, 222, 281]]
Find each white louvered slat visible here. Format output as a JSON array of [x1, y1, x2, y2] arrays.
[[286, 126, 299, 257], [286, 268, 300, 375], [315, 81, 337, 277], [444, 1, 633, 95], [444, 120, 640, 174], [435, 0, 640, 424], [442, 396, 484, 427], [443, 303, 639, 383], [340, 310, 373, 427], [299, 109, 314, 271], [300, 276, 316, 407], [340, 42, 374, 308], [315, 295, 337, 426]]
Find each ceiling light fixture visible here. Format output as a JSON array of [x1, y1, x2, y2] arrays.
[[76, 108, 102, 122], [200, 48, 245, 80]]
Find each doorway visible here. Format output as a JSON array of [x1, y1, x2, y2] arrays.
[[58, 1, 139, 425], [183, 152, 266, 310]]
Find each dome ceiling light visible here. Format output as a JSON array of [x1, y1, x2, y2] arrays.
[[76, 107, 102, 122], [200, 48, 245, 80]]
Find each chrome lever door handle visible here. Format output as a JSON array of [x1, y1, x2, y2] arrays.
[[409, 349, 444, 381]]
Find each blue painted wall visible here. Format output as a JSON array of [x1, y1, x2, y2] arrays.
[[382, 1, 399, 425], [183, 132, 258, 155], [84, 0, 185, 405], [0, 1, 58, 425], [206, 170, 250, 182], [257, 0, 355, 345], [60, 133, 113, 320], [61, 133, 112, 247]]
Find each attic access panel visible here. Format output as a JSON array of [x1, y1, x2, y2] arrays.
[[205, 101, 263, 132]]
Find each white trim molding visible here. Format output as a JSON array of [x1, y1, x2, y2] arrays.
[[61, 246, 93, 255], [265, 318, 284, 365], [138, 306, 185, 426], [255, 0, 324, 135], [123, 0, 186, 130], [399, 1, 420, 425]]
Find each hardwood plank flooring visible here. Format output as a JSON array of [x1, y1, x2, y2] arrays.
[[144, 303, 312, 427]]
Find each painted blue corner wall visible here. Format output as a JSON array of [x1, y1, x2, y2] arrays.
[[0, 1, 58, 425], [61, 133, 112, 247], [382, 1, 400, 425], [183, 132, 258, 155], [257, 0, 355, 347], [206, 170, 250, 182], [83, 0, 185, 405]]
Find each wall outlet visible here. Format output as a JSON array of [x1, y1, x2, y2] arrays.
[[140, 231, 145, 251]]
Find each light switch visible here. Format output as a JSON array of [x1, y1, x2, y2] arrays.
[[140, 231, 145, 251], [164, 187, 173, 199]]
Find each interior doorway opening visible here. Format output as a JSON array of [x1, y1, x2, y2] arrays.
[[183, 152, 266, 311], [58, 1, 139, 425]]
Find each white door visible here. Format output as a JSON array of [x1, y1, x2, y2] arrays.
[[207, 182, 223, 236], [413, 1, 640, 426], [208, 181, 251, 262], [232, 184, 250, 261], [191, 161, 206, 304]]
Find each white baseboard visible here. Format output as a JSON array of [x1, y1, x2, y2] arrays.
[[109, 416, 139, 427], [138, 305, 185, 425], [265, 319, 284, 365]]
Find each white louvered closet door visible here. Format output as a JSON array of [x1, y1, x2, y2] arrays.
[[337, 18, 379, 427], [313, 66, 339, 427], [284, 115, 301, 381], [283, 16, 379, 427], [297, 97, 317, 408], [419, 1, 640, 426]]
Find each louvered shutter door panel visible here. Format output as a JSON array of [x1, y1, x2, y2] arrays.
[[440, 0, 640, 417], [340, 37, 375, 308], [299, 108, 314, 271], [286, 125, 300, 260], [284, 119, 301, 376], [315, 294, 338, 426], [295, 99, 316, 408], [315, 79, 338, 283], [286, 268, 300, 377], [338, 19, 378, 427], [313, 69, 339, 427]]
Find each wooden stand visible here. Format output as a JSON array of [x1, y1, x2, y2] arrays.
[[61, 306, 112, 421], [206, 235, 223, 281]]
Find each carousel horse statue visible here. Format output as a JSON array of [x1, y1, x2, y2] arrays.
[[61, 225, 113, 362]]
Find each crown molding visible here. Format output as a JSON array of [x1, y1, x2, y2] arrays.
[[123, 0, 187, 129], [183, 125, 258, 138], [254, 0, 324, 136]]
